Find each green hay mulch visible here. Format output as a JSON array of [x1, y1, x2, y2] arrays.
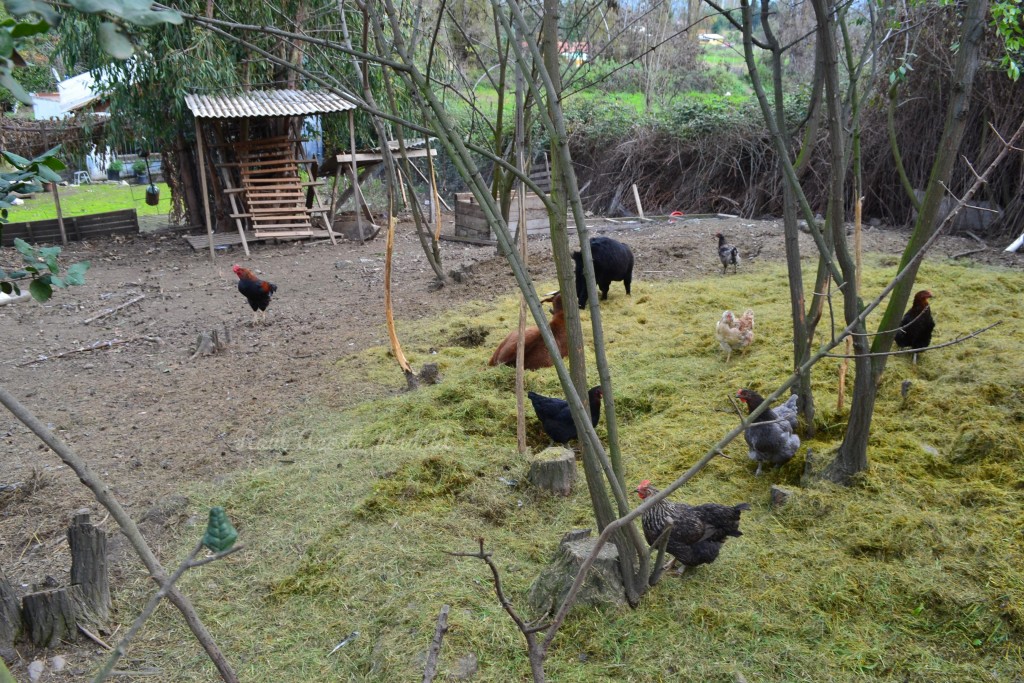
[[136, 256, 1023, 682]]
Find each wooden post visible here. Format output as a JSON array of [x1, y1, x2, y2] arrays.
[[396, 167, 409, 210], [194, 118, 216, 262], [631, 183, 645, 220], [328, 162, 343, 225], [51, 183, 68, 245], [349, 110, 365, 244], [0, 569, 20, 657], [427, 138, 442, 241], [209, 122, 249, 256], [68, 512, 109, 622]]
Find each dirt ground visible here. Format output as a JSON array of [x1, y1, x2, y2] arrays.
[[1, 213, 1021, 678]]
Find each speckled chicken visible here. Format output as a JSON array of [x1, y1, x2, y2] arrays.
[[635, 480, 750, 574], [715, 309, 754, 361], [716, 232, 739, 274], [737, 389, 799, 476]]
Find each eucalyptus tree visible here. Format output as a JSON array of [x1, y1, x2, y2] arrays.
[[823, 0, 992, 482], [705, 0, 996, 483]]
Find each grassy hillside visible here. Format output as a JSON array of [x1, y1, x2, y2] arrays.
[[136, 256, 1022, 682]]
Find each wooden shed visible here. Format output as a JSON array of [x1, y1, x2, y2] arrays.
[[184, 89, 358, 259]]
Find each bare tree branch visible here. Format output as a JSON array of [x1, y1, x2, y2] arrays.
[[0, 386, 238, 683], [822, 322, 1001, 358]]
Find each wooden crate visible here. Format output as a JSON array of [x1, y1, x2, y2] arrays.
[[453, 192, 571, 240], [2, 209, 139, 246]]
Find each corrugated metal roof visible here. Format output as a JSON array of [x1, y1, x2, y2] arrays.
[[184, 89, 357, 118]]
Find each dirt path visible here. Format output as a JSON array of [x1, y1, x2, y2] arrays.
[[1, 215, 1019, 672]]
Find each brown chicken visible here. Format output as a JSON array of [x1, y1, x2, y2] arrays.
[[488, 293, 568, 370], [894, 290, 935, 365]]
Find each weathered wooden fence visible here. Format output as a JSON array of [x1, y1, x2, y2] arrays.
[[1, 209, 139, 247]]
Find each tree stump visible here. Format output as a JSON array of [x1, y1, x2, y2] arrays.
[[770, 485, 794, 508], [417, 363, 442, 385], [527, 447, 576, 496], [21, 586, 90, 648], [0, 569, 20, 661], [527, 529, 626, 617], [190, 326, 230, 359], [68, 513, 109, 622]]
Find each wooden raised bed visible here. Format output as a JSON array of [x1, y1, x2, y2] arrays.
[[453, 191, 574, 243]]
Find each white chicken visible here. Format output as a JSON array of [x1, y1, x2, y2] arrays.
[[715, 309, 754, 362]]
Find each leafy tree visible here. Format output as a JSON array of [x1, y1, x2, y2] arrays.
[[992, 0, 1023, 80], [0, 146, 90, 301], [0, 0, 179, 300]]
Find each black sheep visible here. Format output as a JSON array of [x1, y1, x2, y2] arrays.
[[572, 237, 634, 309]]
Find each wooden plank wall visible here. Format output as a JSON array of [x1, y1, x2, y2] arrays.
[[1, 209, 139, 247]]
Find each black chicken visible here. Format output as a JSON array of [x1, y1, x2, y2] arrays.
[[527, 386, 602, 445], [233, 265, 278, 325], [635, 480, 750, 574], [737, 389, 800, 476], [716, 232, 739, 274], [894, 290, 935, 364]]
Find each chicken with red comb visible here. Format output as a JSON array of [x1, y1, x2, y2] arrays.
[[232, 265, 277, 326]]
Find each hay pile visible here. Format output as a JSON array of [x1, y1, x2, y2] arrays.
[[142, 258, 1022, 681]]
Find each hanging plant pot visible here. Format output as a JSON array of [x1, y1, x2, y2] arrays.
[[145, 183, 161, 206]]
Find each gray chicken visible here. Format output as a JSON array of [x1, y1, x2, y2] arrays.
[[737, 389, 800, 476], [716, 232, 739, 274], [635, 480, 750, 574]]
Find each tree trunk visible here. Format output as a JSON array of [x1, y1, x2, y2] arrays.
[[174, 132, 203, 228], [827, 0, 989, 481], [762, 0, 817, 433], [538, 0, 646, 607], [540, 0, 611, 530]]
